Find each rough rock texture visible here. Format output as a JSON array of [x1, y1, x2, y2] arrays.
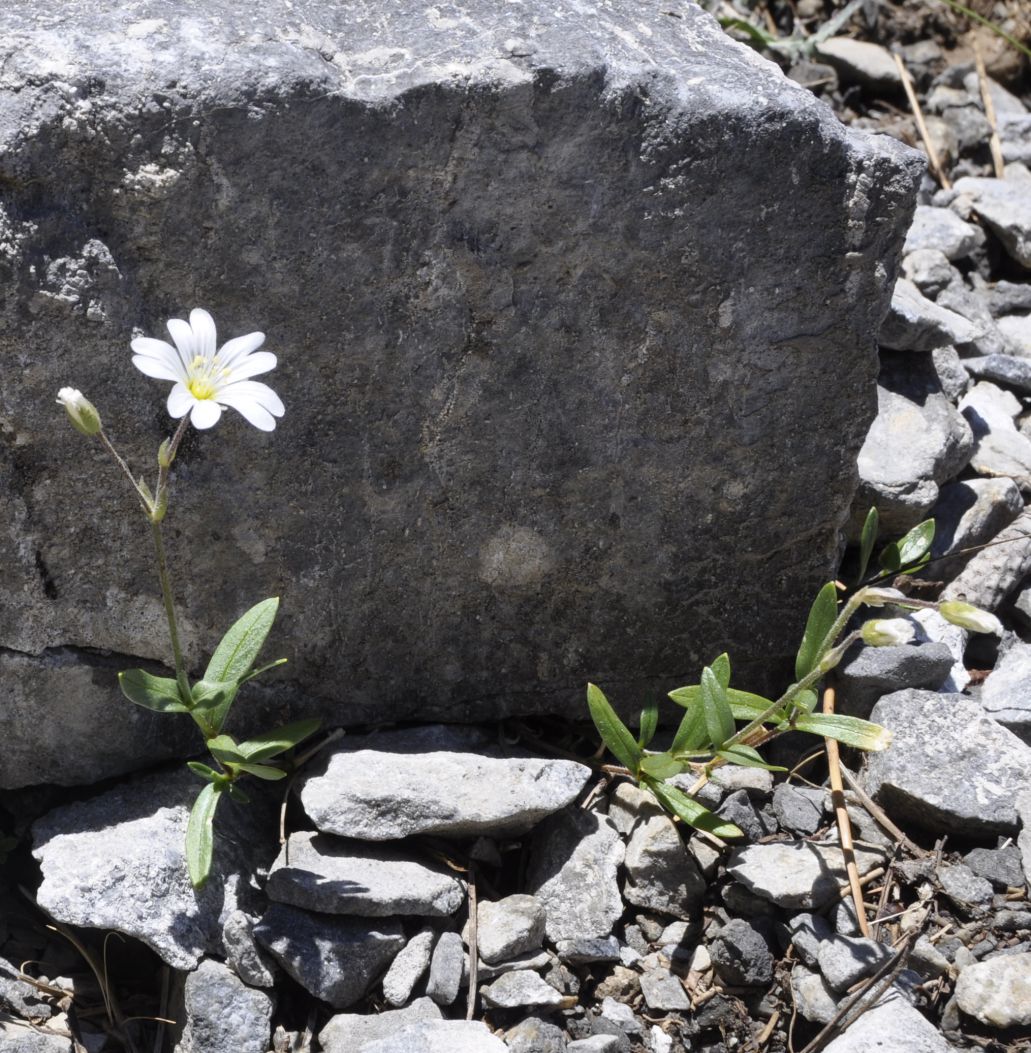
[[319, 998, 444, 1053], [471, 895, 547, 964], [955, 954, 1031, 1027], [298, 726, 590, 839], [821, 993, 953, 1052], [266, 830, 465, 916], [622, 812, 706, 918], [382, 929, 435, 1007], [980, 639, 1031, 743], [0, 0, 921, 787], [31, 767, 276, 970], [174, 958, 273, 1053], [864, 690, 1031, 835], [942, 509, 1031, 611], [362, 1021, 508, 1053], [0, 1022, 71, 1053]]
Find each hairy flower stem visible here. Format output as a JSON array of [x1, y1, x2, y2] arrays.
[[151, 520, 193, 706]]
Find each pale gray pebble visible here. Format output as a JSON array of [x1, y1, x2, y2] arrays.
[[815, 37, 900, 91], [773, 784, 828, 836], [319, 998, 443, 1053], [937, 864, 994, 910], [986, 280, 1031, 317], [716, 789, 773, 841], [928, 477, 1023, 582], [382, 929, 435, 1007], [817, 935, 892, 993], [173, 958, 273, 1053], [955, 953, 1031, 1027], [931, 345, 970, 401], [426, 931, 465, 1006], [979, 639, 1031, 745], [505, 1017, 568, 1053], [879, 277, 980, 351], [623, 810, 706, 918], [471, 895, 546, 964], [903, 249, 956, 296], [938, 279, 1010, 357], [362, 1021, 508, 1053], [555, 936, 621, 965], [567, 1038, 622, 1053], [790, 965, 839, 1024], [480, 970, 564, 1010], [221, 911, 276, 989], [0, 1021, 72, 1052], [942, 509, 1031, 611], [952, 173, 1031, 268], [709, 918, 773, 986], [911, 936, 951, 979], [903, 206, 983, 259], [600, 997, 644, 1035], [963, 845, 1025, 890], [789, 913, 834, 969], [639, 967, 690, 1011], [821, 992, 954, 1052], [475, 949, 553, 982], [649, 1025, 673, 1053], [999, 313, 1031, 356], [964, 353, 1031, 394]]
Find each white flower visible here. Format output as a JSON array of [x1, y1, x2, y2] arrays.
[[130, 308, 284, 431], [938, 601, 1004, 636], [860, 618, 915, 648], [56, 387, 102, 435]]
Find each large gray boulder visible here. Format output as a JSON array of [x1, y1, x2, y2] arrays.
[[0, 0, 921, 787]]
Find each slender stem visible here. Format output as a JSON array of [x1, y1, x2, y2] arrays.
[[98, 430, 151, 511], [151, 520, 192, 704], [154, 417, 190, 515]]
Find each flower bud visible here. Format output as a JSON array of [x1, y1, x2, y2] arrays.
[[938, 601, 1003, 636], [861, 586, 907, 608], [158, 438, 174, 469], [56, 387, 101, 436], [861, 618, 915, 647]]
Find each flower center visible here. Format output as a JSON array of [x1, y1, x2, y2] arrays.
[[186, 354, 227, 401]]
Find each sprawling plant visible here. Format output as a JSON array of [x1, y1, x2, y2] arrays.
[[57, 309, 318, 888], [587, 511, 1001, 838]]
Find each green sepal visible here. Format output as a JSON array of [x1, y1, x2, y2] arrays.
[[879, 519, 935, 576], [700, 665, 735, 749], [586, 683, 642, 775], [788, 712, 892, 751], [638, 704, 659, 749], [205, 598, 280, 685], [639, 751, 686, 780], [795, 582, 839, 681], [234, 719, 322, 763], [857, 507, 879, 584], [716, 744, 787, 771], [233, 763, 287, 781], [118, 669, 191, 713], [643, 776, 744, 840], [186, 782, 223, 889]]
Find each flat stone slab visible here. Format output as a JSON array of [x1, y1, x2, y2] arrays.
[[956, 953, 1031, 1027], [821, 993, 953, 1052], [267, 830, 465, 916], [0, 0, 920, 787], [319, 997, 443, 1053], [299, 726, 590, 839], [176, 958, 274, 1053], [31, 767, 276, 970], [726, 841, 885, 909], [863, 689, 1031, 835]]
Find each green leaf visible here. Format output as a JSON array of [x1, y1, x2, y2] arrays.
[[233, 763, 287, 781], [718, 15, 777, 48], [235, 719, 323, 762], [190, 679, 240, 736], [186, 761, 222, 783], [118, 669, 191, 713], [204, 598, 280, 685], [643, 776, 744, 839], [795, 582, 839, 681], [789, 712, 892, 751], [857, 507, 879, 584], [638, 704, 659, 749], [639, 752, 686, 780], [716, 744, 787, 771], [186, 783, 223, 889], [670, 702, 707, 754], [587, 684, 643, 775], [700, 666, 735, 749], [711, 653, 731, 690], [207, 734, 246, 764], [880, 519, 935, 576], [794, 688, 820, 713]]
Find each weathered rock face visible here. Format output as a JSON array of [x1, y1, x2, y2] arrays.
[[0, 1, 921, 786]]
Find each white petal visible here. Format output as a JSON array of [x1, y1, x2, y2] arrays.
[[131, 337, 186, 380], [218, 379, 285, 417], [132, 354, 181, 381], [218, 332, 265, 368], [166, 318, 197, 368], [190, 399, 222, 429], [226, 351, 277, 381], [190, 309, 218, 358], [167, 383, 193, 419], [220, 393, 277, 431]]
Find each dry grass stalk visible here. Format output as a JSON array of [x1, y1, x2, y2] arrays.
[[894, 54, 953, 189], [974, 43, 1007, 178]]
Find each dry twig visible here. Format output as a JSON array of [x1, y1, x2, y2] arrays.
[[974, 43, 1006, 178], [466, 865, 479, 1021], [894, 54, 952, 189]]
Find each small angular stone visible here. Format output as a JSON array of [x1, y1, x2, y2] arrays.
[[773, 784, 827, 836], [727, 842, 884, 909], [836, 634, 954, 718], [174, 958, 273, 1053], [527, 809, 625, 942], [382, 929, 435, 1007], [879, 278, 980, 351], [480, 970, 564, 1009], [1000, 313, 1031, 356], [815, 38, 900, 90], [361, 1021, 508, 1053], [903, 206, 982, 259], [622, 812, 705, 918], [817, 936, 892, 992], [299, 727, 591, 840], [505, 1017, 568, 1053], [789, 913, 834, 969], [709, 919, 773, 987], [955, 953, 1031, 1027], [790, 966, 838, 1024], [963, 845, 1025, 890], [568, 1038, 621, 1053], [965, 353, 1031, 393], [639, 967, 691, 1011], [902, 250, 956, 297], [254, 904, 404, 1009], [471, 895, 546, 964], [937, 864, 993, 910], [864, 690, 1031, 835], [555, 936, 621, 964], [221, 912, 276, 989], [980, 640, 1031, 744], [928, 477, 1023, 581], [267, 831, 465, 916], [942, 509, 1031, 610], [426, 931, 464, 1006], [319, 998, 443, 1053], [952, 174, 1031, 268]]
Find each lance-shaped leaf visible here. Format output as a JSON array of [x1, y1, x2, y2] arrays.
[[205, 598, 280, 685], [795, 582, 839, 681], [234, 719, 322, 763], [234, 763, 287, 781], [186, 761, 223, 783], [701, 666, 735, 749], [643, 776, 744, 839], [190, 679, 240, 736], [587, 684, 642, 775], [119, 669, 191, 713], [716, 744, 787, 771], [857, 507, 879, 584], [638, 704, 659, 749], [206, 734, 246, 764], [670, 702, 707, 754], [789, 712, 892, 751], [639, 751, 686, 780], [186, 782, 223, 889], [671, 685, 778, 722], [879, 519, 935, 576], [711, 652, 731, 690]]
